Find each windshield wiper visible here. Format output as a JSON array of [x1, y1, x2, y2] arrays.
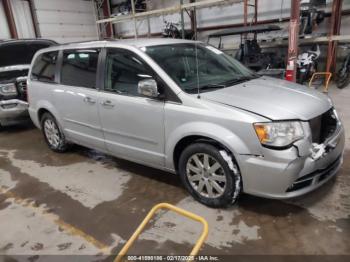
[[199, 84, 226, 90], [184, 84, 226, 94], [220, 76, 258, 86]]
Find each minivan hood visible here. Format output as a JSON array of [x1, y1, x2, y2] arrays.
[[199, 77, 332, 121]]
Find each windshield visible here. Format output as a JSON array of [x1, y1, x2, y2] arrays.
[[0, 42, 53, 68], [143, 43, 258, 93]]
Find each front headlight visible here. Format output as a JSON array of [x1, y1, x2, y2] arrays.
[[0, 83, 17, 96], [254, 121, 304, 148]]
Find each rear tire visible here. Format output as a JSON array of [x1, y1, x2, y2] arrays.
[[178, 143, 242, 208], [40, 113, 69, 153]]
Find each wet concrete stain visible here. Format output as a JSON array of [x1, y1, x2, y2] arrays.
[[30, 243, 43, 251], [0, 195, 11, 210], [0, 124, 349, 256], [57, 242, 72, 251], [20, 241, 29, 248], [0, 126, 187, 251], [0, 243, 14, 252]]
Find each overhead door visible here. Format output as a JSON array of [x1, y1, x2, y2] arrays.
[[33, 0, 98, 43]]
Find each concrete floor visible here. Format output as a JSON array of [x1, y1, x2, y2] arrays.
[[0, 84, 349, 261]]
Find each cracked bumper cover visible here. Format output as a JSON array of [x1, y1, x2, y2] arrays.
[[0, 99, 29, 125], [238, 125, 345, 199]]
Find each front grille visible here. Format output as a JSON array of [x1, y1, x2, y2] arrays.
[[309, 109, 338, 144], [16, 80, 27, 101], [286, 155, 341, 192]]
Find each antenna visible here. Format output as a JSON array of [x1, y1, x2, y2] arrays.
[[195, 41, 200, 99]]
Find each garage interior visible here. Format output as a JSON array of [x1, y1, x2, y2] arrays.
[[0, 0, 349, 261]]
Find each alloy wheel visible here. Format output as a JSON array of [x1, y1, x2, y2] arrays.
[[44, 119, 61, 148], [186, 153, 227, 198]]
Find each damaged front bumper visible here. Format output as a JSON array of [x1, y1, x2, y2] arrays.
[[0, 99, 29, 126], [238, 124, 345, 199]]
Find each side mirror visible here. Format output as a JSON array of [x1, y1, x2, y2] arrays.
[[138, 78, 159, 98]]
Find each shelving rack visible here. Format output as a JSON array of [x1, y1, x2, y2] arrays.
[[93, 0, 349, 77], [94, 0, 244, 39]]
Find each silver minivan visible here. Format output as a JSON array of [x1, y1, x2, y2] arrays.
[[28, 39, 345, 207]]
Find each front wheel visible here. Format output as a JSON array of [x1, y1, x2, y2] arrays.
[[178, 143, 242, 208]]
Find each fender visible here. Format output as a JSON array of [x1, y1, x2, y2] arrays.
[[31, 100, 65, 132], [165, 121, 252, 170]]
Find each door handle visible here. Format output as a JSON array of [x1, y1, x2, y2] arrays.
[[101, 100, 115, 108], [84, 96, 96, 104]]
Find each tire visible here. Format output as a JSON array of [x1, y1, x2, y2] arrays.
[[40, 112, 69, 153], [336, 70, 350, 89], [178, 143, 242, 208]]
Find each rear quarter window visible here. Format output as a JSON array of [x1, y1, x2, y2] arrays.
[[31, 51, 58, 83]]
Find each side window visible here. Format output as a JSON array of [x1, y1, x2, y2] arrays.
[[31, 51, 58, 83], [61, 49, 99, 88], [105, 49, 154, 96]]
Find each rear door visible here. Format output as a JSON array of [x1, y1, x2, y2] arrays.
[[53, 48, 105, 151]]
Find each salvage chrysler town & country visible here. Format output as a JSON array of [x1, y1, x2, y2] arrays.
[[27, 39, 345, 207]]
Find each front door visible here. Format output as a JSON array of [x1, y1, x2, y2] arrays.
[[53, 48, 105, 150], [98, 48, 165, 167]]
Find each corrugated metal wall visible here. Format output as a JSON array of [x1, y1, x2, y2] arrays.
[[12, 0, 35, 38], [1, 0, 98, 43], [33, 0, 98, 43], [0, 0, 11, 39]]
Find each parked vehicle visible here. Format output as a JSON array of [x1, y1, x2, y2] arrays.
[[336, 46, 350, 89], [162, 21, 195, 40], [28, 39, 344, 207], [0, 39, 56, 128], [296, 44, 320, 84]]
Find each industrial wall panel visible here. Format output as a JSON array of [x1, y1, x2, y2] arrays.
[[35, 10, 95, 25], [33, 0, 93, 13], [11, 0, 35, 38], [0, 0, 11, 39], [34, 0, 98, 43], [48, 36, 98, 43], [39, 24, 97, 38]]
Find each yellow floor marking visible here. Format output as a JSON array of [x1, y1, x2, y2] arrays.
[[0, 186, 111, 253]]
